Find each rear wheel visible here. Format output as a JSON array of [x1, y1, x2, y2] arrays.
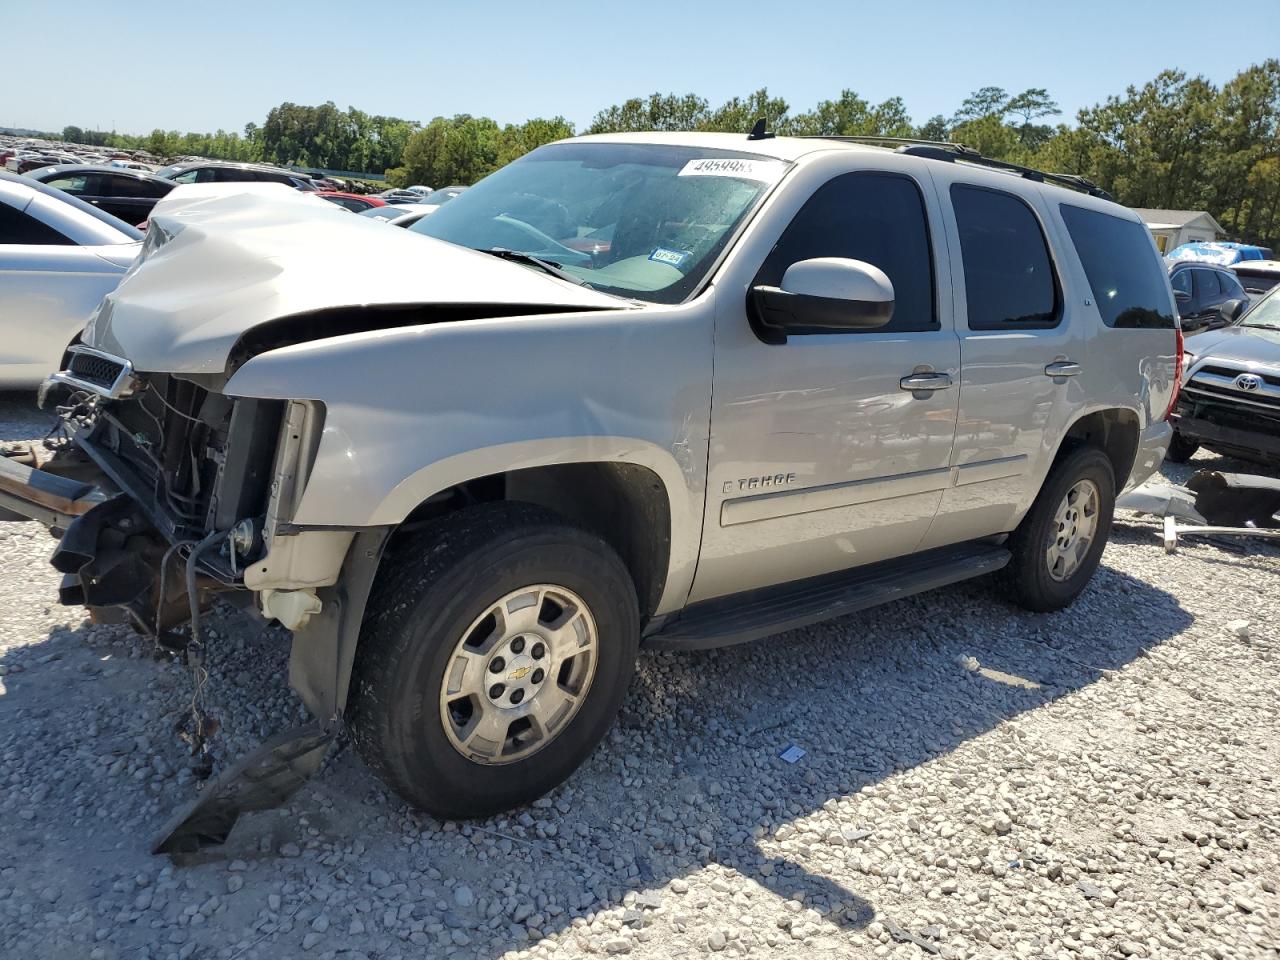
[[348, 502, 639, 819], [1165, 431, 1200, 463], [1005, 446, 1115, 612]]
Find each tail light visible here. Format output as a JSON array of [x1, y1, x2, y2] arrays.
[[1164, 324, 1185, 421]]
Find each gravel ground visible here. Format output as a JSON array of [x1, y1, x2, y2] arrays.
[[1, 388, 1277, 960]]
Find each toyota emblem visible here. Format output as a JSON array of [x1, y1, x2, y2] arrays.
[[1234, 373, 1263, 392]]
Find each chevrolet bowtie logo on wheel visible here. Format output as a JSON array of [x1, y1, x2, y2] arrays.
[[507, 666, 531, 680], [1234, 373, 1263, 392]]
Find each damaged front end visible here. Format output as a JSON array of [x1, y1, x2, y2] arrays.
[[2, 350, 385, 854]]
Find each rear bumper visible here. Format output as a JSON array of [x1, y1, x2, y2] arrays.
[[0, 450, 109, 529], [1125, 420, 1172, 492]]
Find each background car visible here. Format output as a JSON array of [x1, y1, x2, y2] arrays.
[[26, 164, 175, 225], [1169, 259, 1249, 332], [316, 191, 387, 213], [360, 188, 467, 225], [1232, 259, 1280, 296], [1169, 284, 1280, 465], [0, 172, 141, 388], [1167, 240, 1275, 264], [154, 161, 317, 190]]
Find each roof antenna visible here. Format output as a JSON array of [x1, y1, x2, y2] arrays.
[[747, 117, 774, 141]]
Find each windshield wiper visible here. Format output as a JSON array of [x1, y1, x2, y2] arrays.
[[477, 248, 592, 288], [1240, 322, 1280, 331]]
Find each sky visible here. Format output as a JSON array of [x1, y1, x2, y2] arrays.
[[4, 0, 1277, 137]]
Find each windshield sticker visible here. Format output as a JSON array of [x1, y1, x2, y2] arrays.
[[648, 247, 690, 267], [677, 158, 787, 182]]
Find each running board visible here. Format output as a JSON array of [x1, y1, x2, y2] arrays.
[[647, 542, 1011, 651]]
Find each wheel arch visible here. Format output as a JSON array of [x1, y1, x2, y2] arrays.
[[288, 457, 678, 726], [1052, 406, 1142, 489]]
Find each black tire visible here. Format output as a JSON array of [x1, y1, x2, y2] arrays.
[[1165, 431, 1200, 464], [1005, 446, 1115, 612], [348, 502, 639, 819]]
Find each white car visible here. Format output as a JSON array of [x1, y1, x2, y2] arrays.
[[0, 172, 141, 388]]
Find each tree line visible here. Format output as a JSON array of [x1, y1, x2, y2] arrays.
[[51, 61, 1280, 246]]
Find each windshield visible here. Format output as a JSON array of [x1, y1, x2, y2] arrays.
[[409, 142, 789, 303], [1240, 284, 1280, 329]]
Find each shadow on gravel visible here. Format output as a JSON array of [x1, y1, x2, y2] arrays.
[[1, 521, 1197, 959]]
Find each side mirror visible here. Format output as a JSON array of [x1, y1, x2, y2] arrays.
[[1218, 298, 1246, 324], [1173, 289, 1191, 304], [750, 258, 894, 344]]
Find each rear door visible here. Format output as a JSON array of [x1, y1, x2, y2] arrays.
[[919, 174, 1086, 548], [691, 158, 961, 602]]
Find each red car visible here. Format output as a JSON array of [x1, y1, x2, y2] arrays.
[[316, 191, 387, 213]]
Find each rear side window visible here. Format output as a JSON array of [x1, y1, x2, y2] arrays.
[[0, 200, 74, 245], [756, 172, 936, 333], [1219, 271, 1245, 298], [951, 185, 1058, 329], [1058, 204, 1176, 329], [44, 174, 96, 196]]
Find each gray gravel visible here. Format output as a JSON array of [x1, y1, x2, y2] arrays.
[[1, 388, 1277, 959]]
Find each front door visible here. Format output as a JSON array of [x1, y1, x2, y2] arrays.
[[690, 165, 960, 603]]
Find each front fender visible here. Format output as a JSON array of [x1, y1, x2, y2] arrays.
[[223, 302, 714, 615]]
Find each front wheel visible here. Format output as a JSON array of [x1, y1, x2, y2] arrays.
[[348, 503, 639, 819], [1005, 446, 1115, 612], [1165, 431, 1200, 463]]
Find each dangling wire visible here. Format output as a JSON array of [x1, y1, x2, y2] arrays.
[[181, 530, 228, 758]]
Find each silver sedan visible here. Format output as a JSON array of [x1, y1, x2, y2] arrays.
[[0, 171, 141, 388]]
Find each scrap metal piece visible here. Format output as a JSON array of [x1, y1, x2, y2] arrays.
[[151, 723, 336, 855], [1116, 482, 1206, 524], [1162, 518, 1280, 554], [1186, 471, 1280, 529]]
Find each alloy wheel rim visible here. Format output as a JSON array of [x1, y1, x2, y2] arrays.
[[439, 584, 598, 764], [1046, 479, 1100, 582]]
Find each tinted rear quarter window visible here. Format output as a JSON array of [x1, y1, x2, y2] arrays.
[[0, 200, 74, 245], [756, 172, 936, 333], [1058, 204, 1175, 329], [951, 185, 1058, 329]]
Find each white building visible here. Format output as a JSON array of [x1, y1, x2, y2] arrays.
[[1134, 209, 1225, 254]]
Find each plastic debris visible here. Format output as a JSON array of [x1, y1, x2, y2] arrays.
[[778, 745, 806, 764]]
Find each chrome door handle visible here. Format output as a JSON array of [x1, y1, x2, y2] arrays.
[[1044, 361, 1082, 378], [899, 372, 953, 392]]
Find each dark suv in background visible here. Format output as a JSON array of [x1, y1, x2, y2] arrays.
[[154, 161, 317, 190], [1169, 260, 1250, 332]]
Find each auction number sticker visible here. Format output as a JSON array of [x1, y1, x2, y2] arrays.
[[677, 158, 788, 182]]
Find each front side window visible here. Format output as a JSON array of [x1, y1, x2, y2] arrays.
[[754, 172, 936, 333], [106, 175, 168, 199], [410, 142, 786, 304], [951, 184, 1058, 330], [0, 200, 74, 245], [1220, 271, 1246, 298], [1058, 204, 1176, 329], [1195, 269, 1222, 297]]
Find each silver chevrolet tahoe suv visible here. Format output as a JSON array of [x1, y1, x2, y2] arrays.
[[0, 133, 1180, 851]]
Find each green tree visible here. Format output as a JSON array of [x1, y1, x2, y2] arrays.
[[587, 93, 711, 134], [952, 86, 1009, 125]]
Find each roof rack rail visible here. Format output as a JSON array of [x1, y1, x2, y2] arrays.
[[799, 135, 1113, 201]]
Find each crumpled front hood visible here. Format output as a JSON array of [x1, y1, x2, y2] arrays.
[[83, 184, 624, 374], [1187, 324, 1280, 369]]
